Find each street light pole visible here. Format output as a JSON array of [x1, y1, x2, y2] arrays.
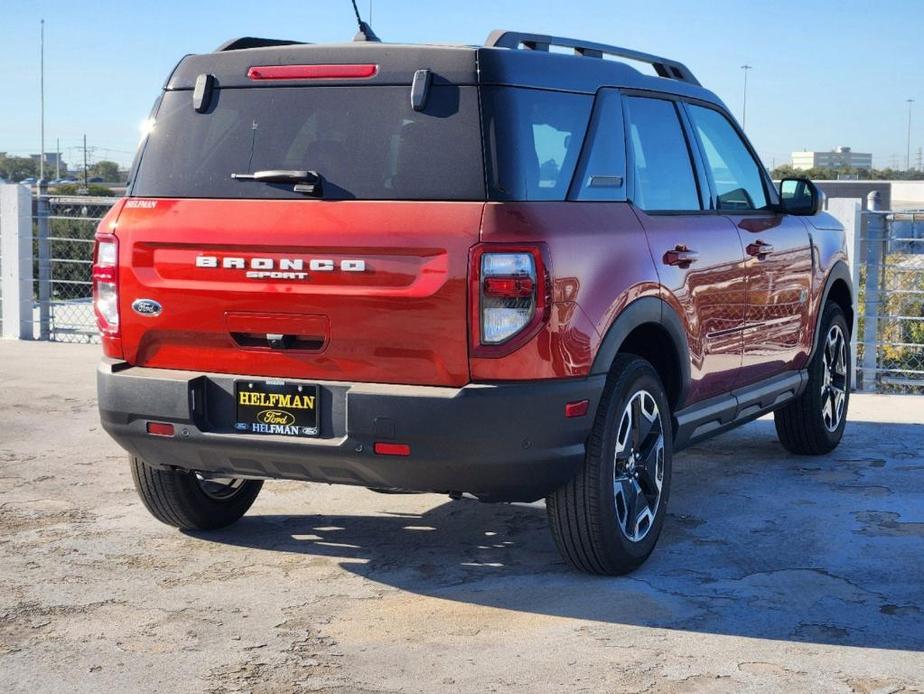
[[39, 18, 45, 182], [907, 98, 915, 172], [740, 64, 752, 129]]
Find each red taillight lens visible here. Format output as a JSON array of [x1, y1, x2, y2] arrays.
[[92, 235, 119, 335], [469, 244, 550, 358], [483, 276, 535, 299], [247, 64, 378, 81]]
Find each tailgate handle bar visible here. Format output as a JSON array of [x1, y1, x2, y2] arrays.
[[230, 332, 325, 352]]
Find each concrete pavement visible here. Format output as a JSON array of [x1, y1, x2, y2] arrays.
[[1, 340, 922, 693]]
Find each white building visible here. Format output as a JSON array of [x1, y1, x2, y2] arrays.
[[792, 146, 872, 171]]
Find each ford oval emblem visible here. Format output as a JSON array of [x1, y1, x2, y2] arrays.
[[131, 298, 162, 317]]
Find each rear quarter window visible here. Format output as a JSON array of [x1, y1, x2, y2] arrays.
[[481, 88, 593, 201]]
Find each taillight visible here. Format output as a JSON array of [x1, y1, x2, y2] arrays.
[[93, 234, 119, 335], [470, 244, 550, 357]]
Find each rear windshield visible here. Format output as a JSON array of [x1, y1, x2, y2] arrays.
[[131, 85, 485, 200]]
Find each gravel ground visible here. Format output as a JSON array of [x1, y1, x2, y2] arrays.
[[1, 340, 923, 693]]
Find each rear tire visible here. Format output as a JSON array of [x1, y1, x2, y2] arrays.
[[774, 302, 850, 455], [130, 456, 263, 530], [547, 355, 672, 575]]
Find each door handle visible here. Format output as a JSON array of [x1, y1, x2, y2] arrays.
[[663, 245, 699, 268], [746, 240, 774, 258]]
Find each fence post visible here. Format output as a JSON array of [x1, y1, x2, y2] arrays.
[[859, 191, 886, 391], [827, 198, 863, 389], [36, 181, 51, 340], [1, 184, 34, 339]]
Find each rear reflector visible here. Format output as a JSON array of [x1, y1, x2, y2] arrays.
[[146, 422, 176, 437], [374, 442, 411, 457], [247, 64, 378, 81], [564, 400, 590, 418]]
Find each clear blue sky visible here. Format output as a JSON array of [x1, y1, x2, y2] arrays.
[[2, 0, 922, 170]]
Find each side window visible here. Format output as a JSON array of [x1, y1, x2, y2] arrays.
[[686, 105, 769, 211], [570, 89, 627, 202], [482, 87, 593, 201], [532, 123, 570, 189], [623, 97, 701, 212]]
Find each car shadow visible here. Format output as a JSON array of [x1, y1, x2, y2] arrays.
[[188, 418, 924, 652]]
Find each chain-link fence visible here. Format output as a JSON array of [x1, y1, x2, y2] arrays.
[[855, 211, 924, 393], [31, 194, 116, 343]]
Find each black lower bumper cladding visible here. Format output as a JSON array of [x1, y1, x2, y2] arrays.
[[97, 360, 603, 502]]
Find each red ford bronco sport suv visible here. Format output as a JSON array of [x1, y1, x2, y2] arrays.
[[95, 30, 853, 575]]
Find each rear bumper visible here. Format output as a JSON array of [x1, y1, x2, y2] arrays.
[[97, 360, 603, 502]]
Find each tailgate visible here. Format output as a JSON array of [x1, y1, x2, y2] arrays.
[[116, 199, 483, 387]]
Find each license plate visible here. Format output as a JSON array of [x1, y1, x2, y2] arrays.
[[234, 381, 319, 437]]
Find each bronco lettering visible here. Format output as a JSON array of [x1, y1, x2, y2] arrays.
[[196, 256, 366, 274]]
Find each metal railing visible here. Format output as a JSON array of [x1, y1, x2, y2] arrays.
[[855, 210, 924, 393], [32, 191, 115, 343]]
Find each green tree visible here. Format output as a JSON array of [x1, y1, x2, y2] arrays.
[[0, 155, 38, 181], [771, 164, 924, 181], [89, 160, 121, 182]]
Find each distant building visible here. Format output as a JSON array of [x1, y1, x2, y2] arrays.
[[30, 152, 68, 171], [791, 146, 872, 171]]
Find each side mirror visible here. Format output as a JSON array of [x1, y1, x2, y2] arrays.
[[779, 177, 823, 216]]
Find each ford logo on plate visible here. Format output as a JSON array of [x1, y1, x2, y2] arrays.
[[131, 298, 162, 317], [257, 410, 295, 426]]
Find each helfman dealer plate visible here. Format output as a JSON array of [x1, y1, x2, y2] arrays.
[[234, 381, 319, 437]]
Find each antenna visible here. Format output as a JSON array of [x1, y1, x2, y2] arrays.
[[350, 0, 380, 42]]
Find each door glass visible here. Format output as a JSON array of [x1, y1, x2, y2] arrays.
[[687, 105, 769, 211], [623, 97, 700, 212]]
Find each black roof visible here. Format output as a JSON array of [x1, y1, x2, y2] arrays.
[[165, 30, 724, 109]]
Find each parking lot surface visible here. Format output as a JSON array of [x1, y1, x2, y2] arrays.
[[1, 340, 923, 693]]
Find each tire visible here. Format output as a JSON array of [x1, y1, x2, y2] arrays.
[[774, 301, 850, 455], [547, 355, 673, 575], [129, 456, 263, 530]]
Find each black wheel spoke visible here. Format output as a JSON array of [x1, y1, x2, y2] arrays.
[[626, 480, 646, 537], [630, 396, 642, 451], [636, 441, 661, 496], [635, 411, 656, 450]]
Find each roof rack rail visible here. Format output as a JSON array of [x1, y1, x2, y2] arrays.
[[215, 37, 306, 52], [484, 30, 701, 86]]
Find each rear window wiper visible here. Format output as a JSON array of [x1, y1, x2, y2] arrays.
[[231, 169, 322, 195]]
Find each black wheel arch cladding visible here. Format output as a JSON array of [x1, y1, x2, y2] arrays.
[[591, 296, 691, 410]]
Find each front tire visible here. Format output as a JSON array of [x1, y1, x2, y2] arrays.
[[130, 456, 263, 530], [547, 355, 672, 575], [774, 302, 850, 455]]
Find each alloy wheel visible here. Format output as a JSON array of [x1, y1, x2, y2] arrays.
[[612, 390, 665, 543], [195, 473, 246, 501], [821, 324, 848, 432]]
